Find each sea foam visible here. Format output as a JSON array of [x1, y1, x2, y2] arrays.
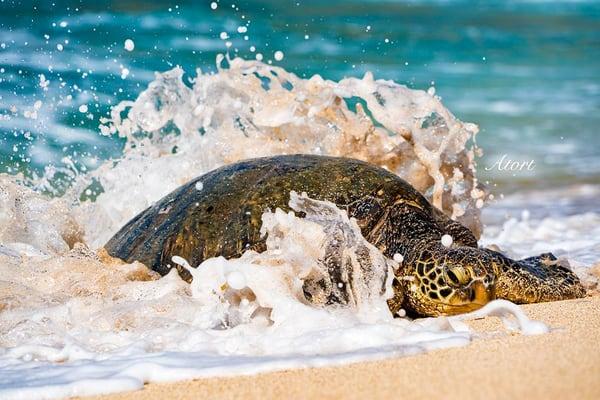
[[0, 191, 547, 400]]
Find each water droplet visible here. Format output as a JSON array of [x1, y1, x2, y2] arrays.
[[124, 39, 135, 52], [441, 234, 453, 247]]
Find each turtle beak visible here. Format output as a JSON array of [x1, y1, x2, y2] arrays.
[[441, 280, 495, 315], [471, 280, 495, 305]]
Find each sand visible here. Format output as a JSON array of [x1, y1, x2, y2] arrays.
[[83, 296, 600, 400]]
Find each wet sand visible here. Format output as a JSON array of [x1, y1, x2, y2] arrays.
[[84, 296, 600, 400]]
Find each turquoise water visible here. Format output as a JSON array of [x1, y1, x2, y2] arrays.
[[1, 0, 599, 190]]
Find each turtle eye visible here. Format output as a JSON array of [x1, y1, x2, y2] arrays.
[[445, 266, 470, 287]]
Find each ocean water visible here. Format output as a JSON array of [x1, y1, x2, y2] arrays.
[[1, 0, 599, 190], [0, 1, 599, 399]]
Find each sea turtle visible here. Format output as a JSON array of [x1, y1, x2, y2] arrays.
[[105, 154, 585, 316]]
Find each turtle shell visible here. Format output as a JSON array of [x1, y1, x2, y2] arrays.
[[104, 154, 433, 280]]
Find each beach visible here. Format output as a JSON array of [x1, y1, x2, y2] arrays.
[[83, 295, 600, 400]]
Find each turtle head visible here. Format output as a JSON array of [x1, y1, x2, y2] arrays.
[[403, 246, 496, 316]]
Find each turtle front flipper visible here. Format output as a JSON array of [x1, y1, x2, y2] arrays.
[[485, 249, 586, 304]]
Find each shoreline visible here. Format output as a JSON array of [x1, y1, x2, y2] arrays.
[[82, 296, 600, 400]]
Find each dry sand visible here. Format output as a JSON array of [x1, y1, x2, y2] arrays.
[[84, 296, 600, 400]]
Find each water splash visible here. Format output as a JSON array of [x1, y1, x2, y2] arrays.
[[75, 56, 483, 248], [0, 189, 543, 400]]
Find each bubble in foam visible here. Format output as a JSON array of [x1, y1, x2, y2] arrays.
[[78, 104, 88, 113], [211, 1, 218, 10], [274, 50, 284, 61], [226, 271, 247, 290]]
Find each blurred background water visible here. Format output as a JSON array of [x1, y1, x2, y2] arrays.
[[1, 0, 599, 193]]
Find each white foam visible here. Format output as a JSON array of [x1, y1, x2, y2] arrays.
[[0, 197, 546, 400], [0, 186, 551, 400], [451, 299, 549, 336]]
